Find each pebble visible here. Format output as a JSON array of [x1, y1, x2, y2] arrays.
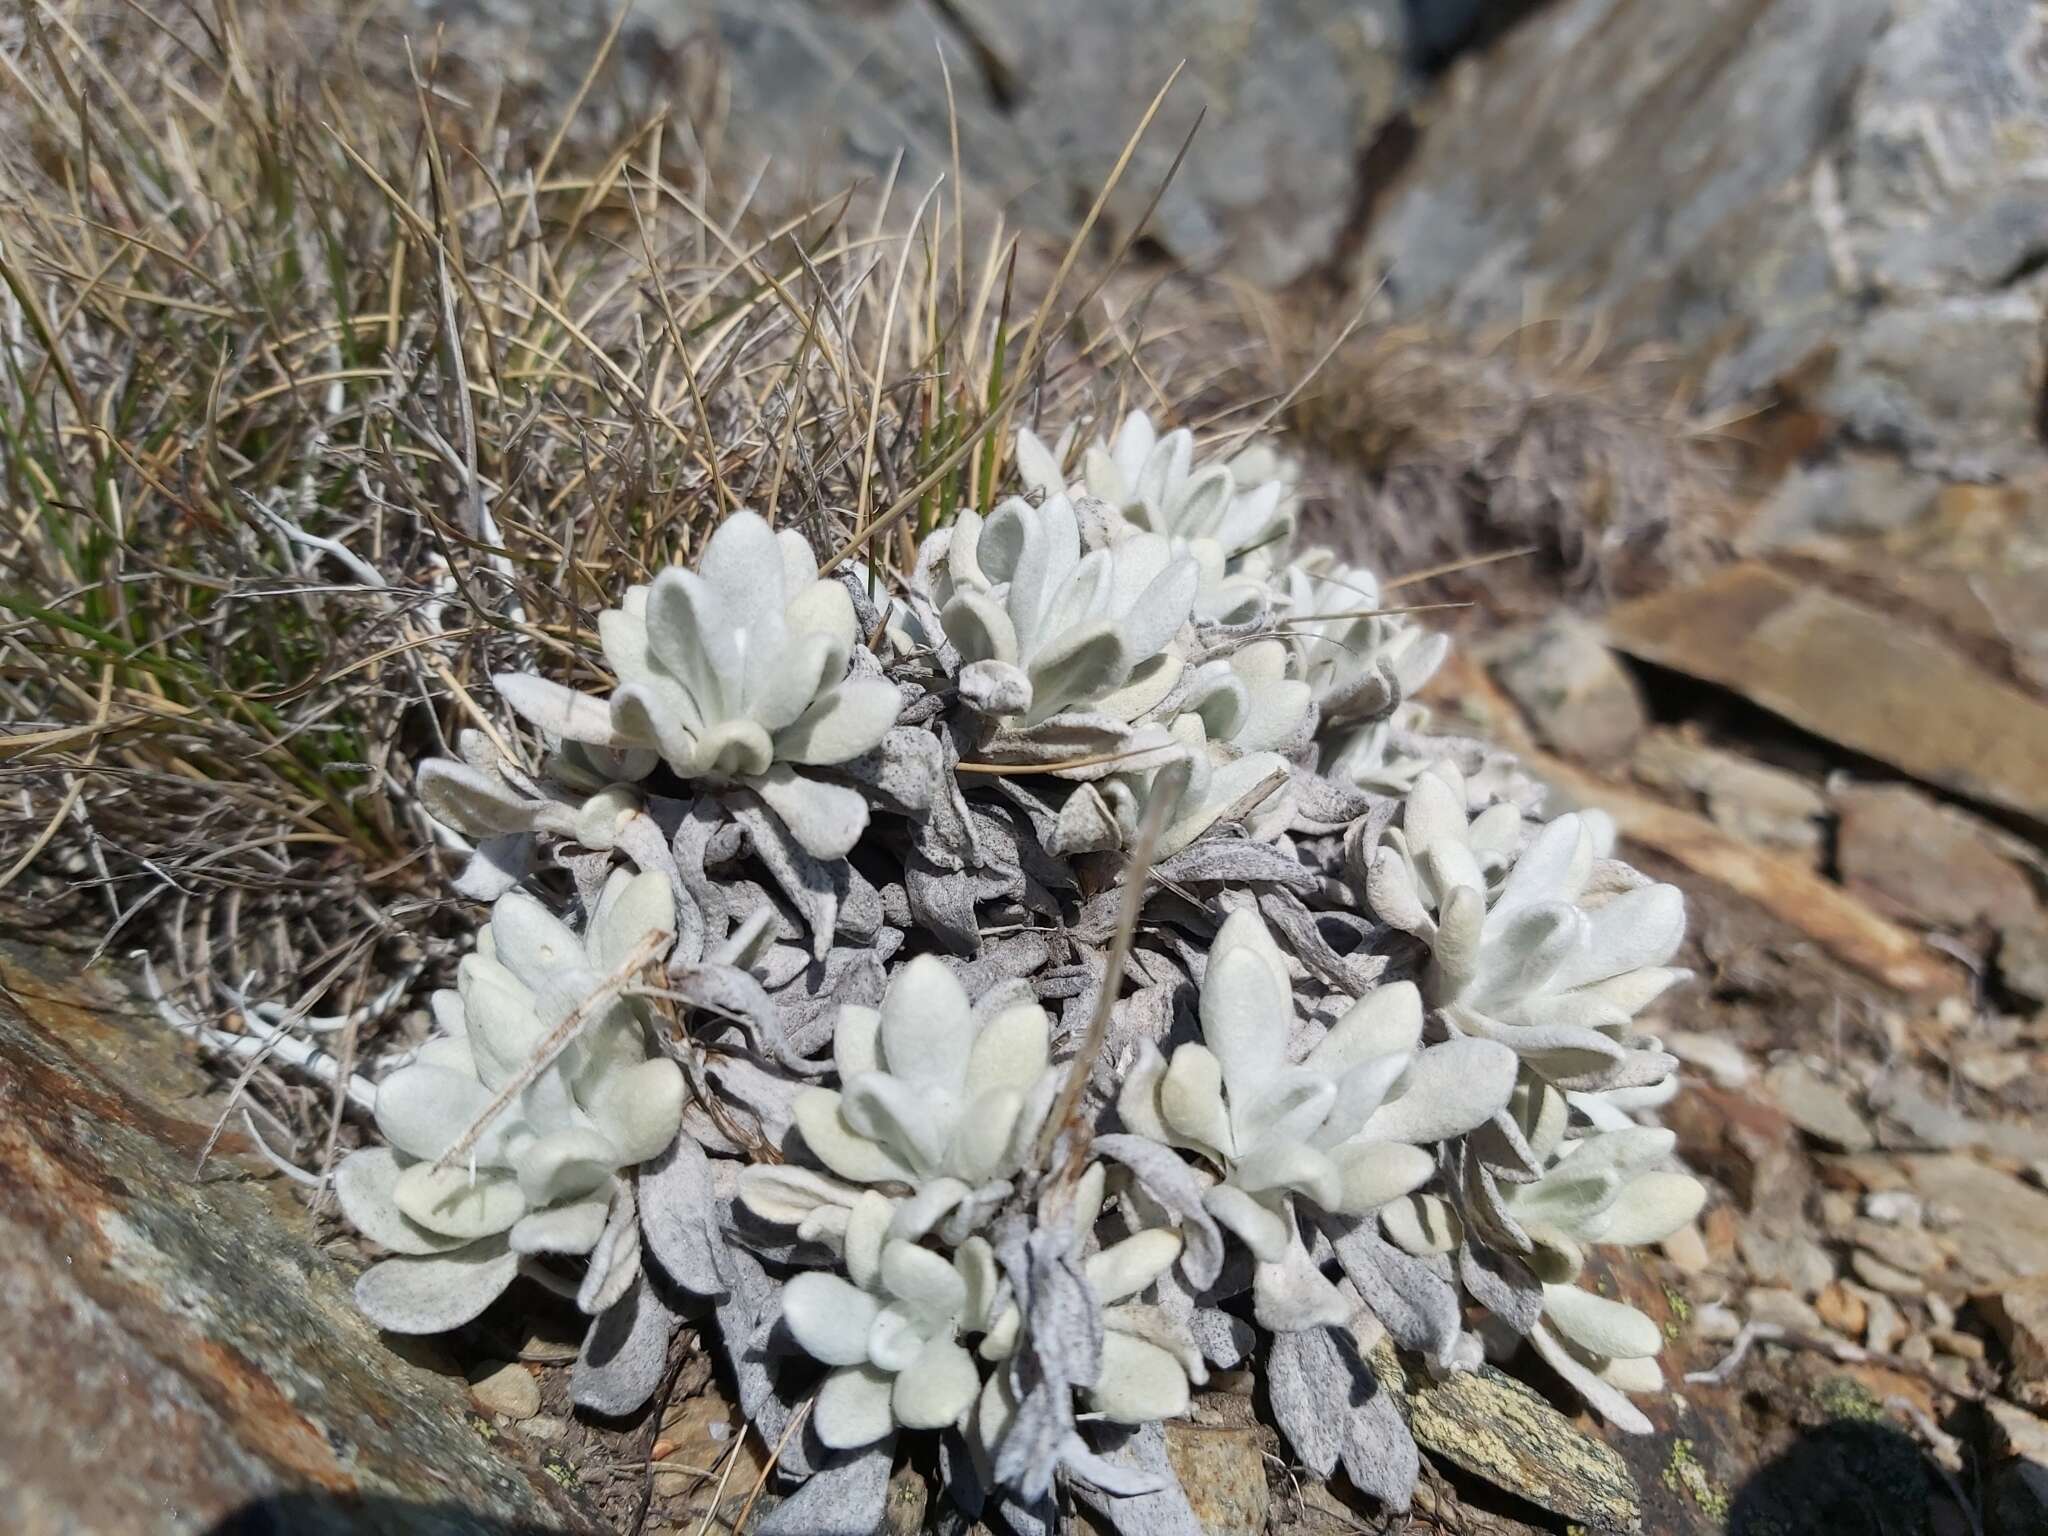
[[1666, 1030, 1752, 1089], [1829, 1154, 1912, 1193], [1850, 1220, 1947, 1276], [1926, 1293, 1957, 1330], [1984, 1282, 2048, 1409], [1703, 1204, 1743, 1265], [1852, 1250, 1927, 1295], [1488, 616, 1647, 764], [1746, 1287, 1825, 1335], [1929, 1328, 1986, 1361], [1958, 1048, 2032, 1092], [1738, 1224, 1839, 1296], [1869, 1076, 1977, 1150], [1899, 1334, 1936, 1365], [1661, 1221, 1711, 1274], [1902, 1155, 2048, 1285], [1862, 1190, 1924, 1227], [1815, 1282, 1868, 1337], [1818, 1190, 1859, 1230], [524, 1415, 571, 1442], [1697, 1302, 1744, 1342], [1854, 1286, 1907, 1353], [1986, 1398, 2048, 1463], [1765, 1060, 1876, 1152], [467, 1361, 541, 1421], [1928, 1356, 1976, 1396]]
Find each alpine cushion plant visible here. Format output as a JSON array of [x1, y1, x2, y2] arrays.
[[1365, 763, 1686, 1094], [1118, 909, 1518, 1330], [933, 492, 1200, 726], [1278, 547, 1452, 792], [765, 955, 1062, 1244], [782, 1223, 1004, 1446], [737, 964, 1205, 1481], [319, 419, 1714, 1534], [479, 509, 901, 862], [1016, 410, 1297, 581], [1281, 549, 1449, 724], [337, 871, 684, 1334]]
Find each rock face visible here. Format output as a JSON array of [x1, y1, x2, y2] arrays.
[[1356, 0, 2048, 480], [0, 942, 602, 1536], [427, 0, 1411, 288]]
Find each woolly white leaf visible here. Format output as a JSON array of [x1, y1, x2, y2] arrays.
[[1541, 1284, 1662, 1360], [574, 1274, 677, 1417], [394, 1163, 526, 1239], [1527, 1322, 1654, 1435], [755, 1440, 896, 1536], [332, 1148, 468, 1255], [495, 672, 618, 745], [815, 1364, 898, 1449], [1093, 1135, 1226, 1291], [638, 1134, 730, 1296], [354, 1239, 518, 1334], [1266, 1325, 1351, 1476]]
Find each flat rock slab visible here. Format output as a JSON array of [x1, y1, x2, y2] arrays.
[[1369, 1334, 1643, 1534], [1897, 1154, 2048, 1288], [0, 945, 602, 1536], [1834, 781, 2038, 932], [1606, 563, 2048, 828]]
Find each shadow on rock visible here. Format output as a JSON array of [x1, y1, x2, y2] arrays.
[[206, 1493, 579, 1536], [1729, 1417, 1948, 1536]]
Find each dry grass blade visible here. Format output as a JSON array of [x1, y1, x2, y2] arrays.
[[1037, 755, 1189, 1199], [0, 3, 1094, 1090], [1381, 545, 1540, 592]]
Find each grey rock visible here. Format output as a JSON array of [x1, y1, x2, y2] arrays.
[[1834, 781, 2037, 934], [1866, 1072, 1983, 1153], [1488, 617, 1647, 765], [1986, 1398, 2048, 1464], [467, 1361, 542, 1420], [1744, 1287, 1826, 1336], [426, 0, 1413, 289], [1356, 0, 2048, 479], [1364, 1332, 1642, 1533], [1763, 1059, 1875, 1153], [1661, 1029, 1752, 1090], [1736, 1221, 1838, 1298], [1630, 734, 1825, 857], [1849, 1250, 1926, 1296], [1997, 919, 2048, 1007], [1903, 1155, 2048, 1286], [1744, 451, 1944, 551], [1860, 1190, 1924, 1227], [1159, 1422, 1269, 1536]]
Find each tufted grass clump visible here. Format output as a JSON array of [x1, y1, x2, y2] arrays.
[[0, 0, 1161, 1062]]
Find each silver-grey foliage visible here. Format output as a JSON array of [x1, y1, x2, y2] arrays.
[[331, 416, 1707, 1526]]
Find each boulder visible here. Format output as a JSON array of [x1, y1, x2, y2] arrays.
[[423, 0, 1414, 288], [1355, 0, 2048, 481], [0, 942, 603, 1536]]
